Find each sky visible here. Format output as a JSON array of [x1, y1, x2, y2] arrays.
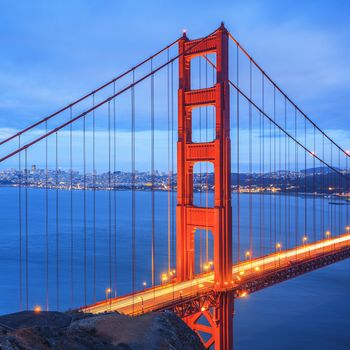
[[0, 0, 350, 171]]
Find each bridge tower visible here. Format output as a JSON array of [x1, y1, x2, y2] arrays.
[[176, 23, 233, 350], [176, 23, 232, 287]]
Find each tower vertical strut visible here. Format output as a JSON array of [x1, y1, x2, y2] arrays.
[[176, 23, 233, 350]]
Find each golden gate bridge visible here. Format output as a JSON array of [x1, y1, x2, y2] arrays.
[[1, 23, 350, 349]]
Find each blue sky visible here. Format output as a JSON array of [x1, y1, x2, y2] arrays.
[[1, 0, 350, 171]]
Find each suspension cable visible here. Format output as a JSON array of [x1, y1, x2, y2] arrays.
[[0, 28, 220, 164], [0, 39, 180, 147], [228, 32, 350, 159], [229, 80, 350, 182]]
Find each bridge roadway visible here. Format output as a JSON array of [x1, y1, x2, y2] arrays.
[[82, 233, 350, 316]]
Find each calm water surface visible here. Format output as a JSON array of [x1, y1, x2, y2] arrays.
[[0, 187, 349, 349]]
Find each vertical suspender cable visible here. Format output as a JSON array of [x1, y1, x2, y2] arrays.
[[55, 132, 59, 310], [273, 87, 277, 247], [249, 60, 253, 257], [287, 103, 291, 248], [18, 137, 22, 311], [83, 115, 87, 306], [131, 70, 136, 312], [46, 121, 49, 311], [284, 99, 287, 248], [295, 109, 299, 249], [261, 76, 265, 258], [322, 134, 325, 236], [304, 118, 307, 240], [259, 89, 262, 257], [338, 150, 341, 235], [171, 61, 175, 271], [70, 108, 74, 308], [151, 59, 156, 284], [236, 44, 241, 264], [269, 97, 272, 252], [108, 102, 112, 293], [330, 144, 333, 235], [93, 95, 96, 302], [313, 127, 316, 242], [167, 50, 171, 279], [25, 149, 29, 310], [113, 83, 117, 297], [347, 152, 349, 227]]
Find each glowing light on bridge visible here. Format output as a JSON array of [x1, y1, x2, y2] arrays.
[[34, 306, 41, 313]]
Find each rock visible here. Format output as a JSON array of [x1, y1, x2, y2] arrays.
[[0, 311, 205, 350]]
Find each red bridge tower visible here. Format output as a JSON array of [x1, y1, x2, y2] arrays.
[[176, 23, 233, 349], [176, 23, 232, 288]]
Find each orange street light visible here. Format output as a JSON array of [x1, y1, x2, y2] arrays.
[[302, 235, 308, 245], [161, 273, 168, 284], [239, 291, 248, 298], [325, 230, 331, 238], [34, 306, 41, 313], [105, 288, 112, 302], [245, 251, 251, 260]]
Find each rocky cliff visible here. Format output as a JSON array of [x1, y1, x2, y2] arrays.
[[0, 310, 205, 350]]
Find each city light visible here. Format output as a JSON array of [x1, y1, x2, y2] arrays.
[[245, 251, 251, 259], [325, 231, 331, 238], [302, 236, 308, 244], [276, 242, 282, 251]]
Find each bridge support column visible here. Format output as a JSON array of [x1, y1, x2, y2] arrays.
[[176, 23, 232, 288], [182, 291, 234, 350]]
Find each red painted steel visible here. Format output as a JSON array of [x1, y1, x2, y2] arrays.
[[176, 23, 232, 287], [183, 291, 234, 350], [176, 23, 233, 349]]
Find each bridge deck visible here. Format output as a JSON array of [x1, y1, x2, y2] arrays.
[[82, 233, 350, 315]]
